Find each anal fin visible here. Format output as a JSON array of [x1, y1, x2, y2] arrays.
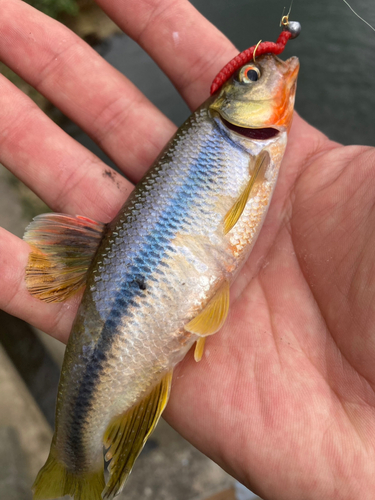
[[185, 281, 230, 337], [24, 213, 106, 303], [224, 150, 270, 234], [102, 371, 173, 499]]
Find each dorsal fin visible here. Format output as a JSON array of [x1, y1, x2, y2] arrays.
[[24, 213, 106, 303], [185, 281, 230, 337], [224, 150, 270, 234], [102, 371, 173, 499]]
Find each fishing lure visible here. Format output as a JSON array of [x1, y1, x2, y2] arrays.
[[27, 16, 301, 500]]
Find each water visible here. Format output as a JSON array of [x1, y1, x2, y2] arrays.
[[67, 0, 375, 172], [189, 0, 375, 147]]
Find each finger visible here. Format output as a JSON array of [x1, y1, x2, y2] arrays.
[[0, 228, 75, 342], [0, 73, 132, 222], [0, 0, 176, 182], [96, 0, 330, 166], [95, 0, 238, 109]]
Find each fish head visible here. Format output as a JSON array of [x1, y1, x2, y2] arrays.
[[210, 54, 299, 140]]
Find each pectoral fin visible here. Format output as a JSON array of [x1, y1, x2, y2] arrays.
[[102, 371, 172, 499], [224, 150, 270, 234], [24, 214, 106, 302], [185, 281, 230, 337]]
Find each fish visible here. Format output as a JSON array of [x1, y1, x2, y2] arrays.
[[25, 52, 299, 500]]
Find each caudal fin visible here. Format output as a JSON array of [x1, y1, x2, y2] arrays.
[[33, 449, 105, 500]]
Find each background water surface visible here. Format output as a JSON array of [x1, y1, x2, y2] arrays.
[[68, 0, 375, 170]]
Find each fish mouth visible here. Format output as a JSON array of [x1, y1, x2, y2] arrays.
[[221, 117, 279, 140]]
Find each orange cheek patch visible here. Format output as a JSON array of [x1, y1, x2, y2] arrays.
[[268, 83, 296, 130]]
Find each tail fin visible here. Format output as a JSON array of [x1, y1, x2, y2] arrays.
[[33, 449, 105, 500]]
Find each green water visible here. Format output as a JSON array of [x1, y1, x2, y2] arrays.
[[191, 0, 375, 146], [69, 0, 375, 170]]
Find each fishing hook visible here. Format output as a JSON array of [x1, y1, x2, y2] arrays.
[[253, 40, 262, 62]]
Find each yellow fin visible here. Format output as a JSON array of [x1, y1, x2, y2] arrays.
[[24, 214, 106, 303], [224, 150, 270, 234], [185, 281, 230, 337], [102, 371, 173, 499], [33, 447, 104, 500], [194, 337, 206, 362]]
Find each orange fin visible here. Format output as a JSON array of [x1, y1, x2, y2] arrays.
[[102, 371, 172, 499], [194, 337, 206, 362], [224, 150, 270, 234], [24, 214, 106, 303], [185, 281, 230, 337]]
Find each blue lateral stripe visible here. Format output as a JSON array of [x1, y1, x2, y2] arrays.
[[68, 138, 215, 464]]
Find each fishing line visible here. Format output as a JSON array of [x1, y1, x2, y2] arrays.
[[280, 0, 294, 27], [341, 0, 375, 32]]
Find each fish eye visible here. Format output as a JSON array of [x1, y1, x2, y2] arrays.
[[239, 65, 261, 84]]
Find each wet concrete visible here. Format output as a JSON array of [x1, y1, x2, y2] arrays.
[[0, 427, 32, 500], [118, 419, 233, 500], [0, 348, 52, 482]]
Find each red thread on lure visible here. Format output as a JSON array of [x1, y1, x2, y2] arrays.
[[210, 21, 301, 95]]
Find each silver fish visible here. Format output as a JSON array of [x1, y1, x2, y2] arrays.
[[25, 53, 299, 500]]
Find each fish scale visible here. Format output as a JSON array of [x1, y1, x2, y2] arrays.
[[27, 53, 299, 499], [65, 111, 258, 466], [59, 106, 251, 469]]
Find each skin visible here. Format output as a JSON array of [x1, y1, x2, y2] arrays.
[[0, 1, 375, 499]]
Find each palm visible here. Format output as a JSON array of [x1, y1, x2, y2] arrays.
[[167, 129, 375, 498], [1, 1, 374, 499]]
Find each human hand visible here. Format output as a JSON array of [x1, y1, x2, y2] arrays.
[[0, 1, 374, 499]]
